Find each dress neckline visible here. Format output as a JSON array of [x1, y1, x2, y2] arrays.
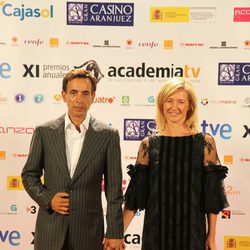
[[158, 132, 202, 138]]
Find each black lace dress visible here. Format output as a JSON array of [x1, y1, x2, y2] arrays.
[[125, 133, 229, 250]]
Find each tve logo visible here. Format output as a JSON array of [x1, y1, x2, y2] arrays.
[[0, 230, 21, 246], [0, 62, 11, 78], [201, 120, 232, 139]]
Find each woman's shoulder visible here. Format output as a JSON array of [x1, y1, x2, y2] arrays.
[[203, 133, 216, 145], [141, 134, 159, 144]]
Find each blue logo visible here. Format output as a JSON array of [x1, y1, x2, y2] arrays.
[[67, 2, 134, 26], [0, 62, 11, 78], [201, 120, 232, 140], [0, 230, 20, 246], [218, 63, 250, 85], [15, 94, 25, 103], [34, 94, 44, 103], [124, 119, 156, 141]]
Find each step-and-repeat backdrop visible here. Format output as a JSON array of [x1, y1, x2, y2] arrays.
[[0, 1, 250, 249]]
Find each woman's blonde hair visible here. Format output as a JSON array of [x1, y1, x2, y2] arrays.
[[156, 77, 198, 134]]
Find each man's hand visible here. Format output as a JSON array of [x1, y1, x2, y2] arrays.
[[50, 192, 69, 215], [103, 238, 125, 250]]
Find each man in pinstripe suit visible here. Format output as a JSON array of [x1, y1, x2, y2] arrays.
[[22, 65, 124, 250]]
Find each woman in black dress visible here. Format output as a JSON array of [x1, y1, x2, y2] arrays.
[[123, 77, 229, 250]]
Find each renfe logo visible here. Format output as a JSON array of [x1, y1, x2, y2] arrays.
[[0, 230, 21, 246], [201, 120, 232, 140]]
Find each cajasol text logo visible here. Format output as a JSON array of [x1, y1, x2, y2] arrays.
[[0, 2, 54, 21]]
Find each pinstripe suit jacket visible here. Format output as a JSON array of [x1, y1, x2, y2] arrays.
[[21, 114, 124, 250]]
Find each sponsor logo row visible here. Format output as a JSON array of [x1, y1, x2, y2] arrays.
[[1, 150, 250, 165], [0, 93, 116, 105], [1, 62, 250, 85], [123, 119, 250, 140], [1, 37, 250, 51], [1, 3, 250, 24], [0, 176, 127, 191], [0, 122, 249, 140], [0, 93, 249, 108], [1, 228, 250, 248]]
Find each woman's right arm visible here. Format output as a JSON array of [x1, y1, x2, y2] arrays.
[[123, 205, 137, 233], [123, 137, 150, 233]]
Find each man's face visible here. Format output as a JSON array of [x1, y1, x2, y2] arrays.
[[62, 77, 95, 122]]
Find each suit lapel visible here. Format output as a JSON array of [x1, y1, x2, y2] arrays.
[[71, 117, 103, 182], [49, 115, 71, 182]]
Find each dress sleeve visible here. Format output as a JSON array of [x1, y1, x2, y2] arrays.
[[203, 165, 229, 214], [124, 137, 150, 210], [203, 134, 229, 214], [124, 164, 150, 210]]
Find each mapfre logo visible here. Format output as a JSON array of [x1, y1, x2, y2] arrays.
[[13, 153, 28, 158], [240, 157, 250, 163]]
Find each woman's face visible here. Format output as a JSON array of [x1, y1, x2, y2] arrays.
[[163, 89, 190, 126]]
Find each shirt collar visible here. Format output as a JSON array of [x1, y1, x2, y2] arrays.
[[64, 112, 90, 132]]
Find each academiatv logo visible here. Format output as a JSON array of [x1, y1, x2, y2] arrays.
[[0, 2, 54, 21]]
